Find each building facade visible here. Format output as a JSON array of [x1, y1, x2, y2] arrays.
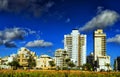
[[64, 29, 86, 66], [17, 47, 36, 67], [94, 29, 106, 61], [55, 49, 68, 69], [36, 55, 54, 69], [93, 29, 111, 71], [97, 56, 111, 71]]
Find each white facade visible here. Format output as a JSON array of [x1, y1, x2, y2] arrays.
[[81, 35, 87, 65], [64, 29, 86, 66], [36, 55, 53, 69], [55, 49, 68, 68], [8, 54, 17, 63], [97, 56, 111, 71]]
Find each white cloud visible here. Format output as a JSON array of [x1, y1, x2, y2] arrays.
[[25, 40, 53, 47], [0, 27, 27, 47], [107, 34, 120, 44], [79, 10, 120, 31]]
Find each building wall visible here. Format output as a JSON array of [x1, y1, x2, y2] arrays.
[[80, 35, 86, 65], [97, 56, 110, 71], [55, 49, 68, 68], [64, 29, 86, 66], [36, 55, 53, 69], [94, 29, 106, 61], [17, 47, 36, 67]]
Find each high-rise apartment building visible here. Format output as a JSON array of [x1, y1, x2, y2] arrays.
[[93, 29, 111, 71], [64, 29, 86, 66], [94, 29, 106, 61]]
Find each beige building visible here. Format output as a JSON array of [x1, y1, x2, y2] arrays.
[[94, 29, 106, 61], [94, 29, 111, 71], [64, 29, 86, 66], [17, 47, 36, 67], [36, 55, 53, 69], [55, 49, 68, 69]]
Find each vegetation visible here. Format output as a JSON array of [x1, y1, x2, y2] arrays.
[[49, 61, 55, 69], [28, 56, 36, 69], [67, 61, 75, 69], [105, 63, 111, 71], [82, 63, 93, 71], [0, 70, 120, 77], [8, 61, 20, 70]]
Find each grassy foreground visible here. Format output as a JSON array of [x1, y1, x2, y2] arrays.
[[0, 70, 120, 77]]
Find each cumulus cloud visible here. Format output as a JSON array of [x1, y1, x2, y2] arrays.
[[107, 34, 120, 44], [0, 27, 26, 47], [79, 10, 120, 31], [0, 28, 26, 41], [0, 0, 54, 16], [25, 40, 53, 48]]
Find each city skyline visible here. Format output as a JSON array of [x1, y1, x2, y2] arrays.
[[0, 0, 120, 66]]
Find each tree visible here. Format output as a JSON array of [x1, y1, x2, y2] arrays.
[[68, 61, 75, 69], [28, 56, 36, 69], [105, 63, 110, 71], [82, 63, 93, 71], [8, 61, 20, 70], [49, 61, 55, 68], [65, 58, 70, 63]]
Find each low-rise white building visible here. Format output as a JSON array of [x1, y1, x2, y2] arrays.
[[97, 56, 111, 71], [8, 54, 17, 63], [36, 55, 54, 69]]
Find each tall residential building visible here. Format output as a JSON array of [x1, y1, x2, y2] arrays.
[[55, 49, 68, 69], [93, 29, 111, 71], [64, 29, 86, 66], [94, 29, 106, 61]]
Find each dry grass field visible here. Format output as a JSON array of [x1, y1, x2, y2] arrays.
[[0, 70, 120, 77]]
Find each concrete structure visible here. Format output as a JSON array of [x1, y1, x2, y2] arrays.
[[97, 56, 111, 71], [94, 29, 106, 61], [0, 56, 11, 69], [36, 55, 53, 69], [55, 49, 69, 69], [8, 54, 17, 63], [93, 29, 111, 71], [17, 47, 36, 67], [64, 29, 86, 66]]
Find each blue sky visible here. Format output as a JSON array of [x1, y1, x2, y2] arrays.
[[0, 0, 120, 66]]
